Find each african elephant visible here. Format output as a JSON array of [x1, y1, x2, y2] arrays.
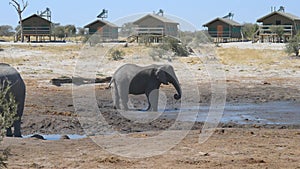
[[0, 63, 26, 137], [109, 64, 181, 111]]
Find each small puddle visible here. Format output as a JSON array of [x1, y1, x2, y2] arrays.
[[161, 101, 300, 125], [23, 134, 86, 140]]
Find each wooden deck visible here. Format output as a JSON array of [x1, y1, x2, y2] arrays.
[[256, 25, 294, 43], [23, 26, 51, 36], [134, 27, 164, 35]]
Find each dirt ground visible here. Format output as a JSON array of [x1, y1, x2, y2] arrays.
[[0, 42, 300, 168]]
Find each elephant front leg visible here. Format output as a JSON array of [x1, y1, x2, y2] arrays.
[[146, 89, 159, 111]]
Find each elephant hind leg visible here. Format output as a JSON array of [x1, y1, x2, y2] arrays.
[[146, 89, 159, 111], [13, 118, 22, 137], [113, 85, 121, 109], [6, 127, 13, 137]]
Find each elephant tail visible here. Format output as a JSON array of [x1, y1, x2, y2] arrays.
[[106, 78, 114, 89]]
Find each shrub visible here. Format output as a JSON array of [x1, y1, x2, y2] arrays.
[[148, 47, 170, 61], [85, 34, 103, 46], [160, 37, 189, 56], [286, 34, 300, 56], [270, 26, 284, 43], [108, 48, 125, 61], [0, 80, 18, 168], [242, 23, 259, 40]]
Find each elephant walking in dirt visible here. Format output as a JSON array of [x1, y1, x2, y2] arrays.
[[0, 63, 26, 137], [109, 64, 181, 111]]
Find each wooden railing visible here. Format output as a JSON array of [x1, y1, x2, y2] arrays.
[[23, 26, 51, 35], [134, 27, 164, 35], [258, 25, 293, 35], [207, 31, 232, 38]]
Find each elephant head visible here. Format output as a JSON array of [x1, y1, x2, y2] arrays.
[[155, 65, 181, 100]]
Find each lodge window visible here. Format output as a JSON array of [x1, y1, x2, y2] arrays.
[[276, 20, 281, 25]]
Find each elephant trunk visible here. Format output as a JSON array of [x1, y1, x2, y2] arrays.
[[168, 74, 181, 100]]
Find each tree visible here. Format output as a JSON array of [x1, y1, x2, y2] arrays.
[[77, 27, 86, 35], [64, 24, 76, 37], [271, 26, 284, 43], [0, 25, 14, 36], [242, 23, 259, 40], [286, 33, 300, 56], [9, 0, 28, 42], [53, 26, 66, 40], [119, 22, 135, 37], [14, 25, 20, 32]]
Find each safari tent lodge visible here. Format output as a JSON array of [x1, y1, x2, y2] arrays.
[[203, 13, 243, 43], [84, 19, 119, 41], [129, 10, 179, 43], [16, 14, 52, 42], [255, 7, 300, 43]]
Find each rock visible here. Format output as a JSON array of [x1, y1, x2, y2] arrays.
[[60, 135, 70, 140], [30, 134, 45, 140], [263, 81, 271, 85]]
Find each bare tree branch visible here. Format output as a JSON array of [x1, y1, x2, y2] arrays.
[[9, 0, 28, 42], [21, 0, 28, 12], [9, 2, 18, 12]]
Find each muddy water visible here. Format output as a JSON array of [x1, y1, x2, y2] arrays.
[[23, 134, 86, 140], [162, 101, 300, 125]]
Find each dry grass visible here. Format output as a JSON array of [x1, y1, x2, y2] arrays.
[[0, 57, 26, 65], [2, 42, 300, 71], [217, 48, 285, 65], [121, 44, 151, 56], [10, 44, 82, 54], [0, 36, 14, 42], [216, 47, 300, 69]]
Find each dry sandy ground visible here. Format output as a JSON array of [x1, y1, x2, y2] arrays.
[[0, 42, 300, 168], [2, 129, 300, 169]]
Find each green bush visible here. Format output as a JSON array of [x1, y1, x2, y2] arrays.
[[0, 81, 18, 168], [148, 47, 169, 61], [160, 37, 189, 56], [286, 34, 300, 56], [108, 48, 125, 61], [241, 23, 259, 40], [85, 34, 103, 46], [271, 26, 284, 43]]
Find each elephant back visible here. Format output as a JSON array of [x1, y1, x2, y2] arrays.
[[0, 63, 25, 101], [0, 63, 20, 79]]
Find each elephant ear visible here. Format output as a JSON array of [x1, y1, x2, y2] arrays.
[[155, 68, 168, 84]]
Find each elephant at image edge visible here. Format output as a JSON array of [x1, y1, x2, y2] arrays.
[[109, 63, 181, 111], [0, 63, 26, 137]]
